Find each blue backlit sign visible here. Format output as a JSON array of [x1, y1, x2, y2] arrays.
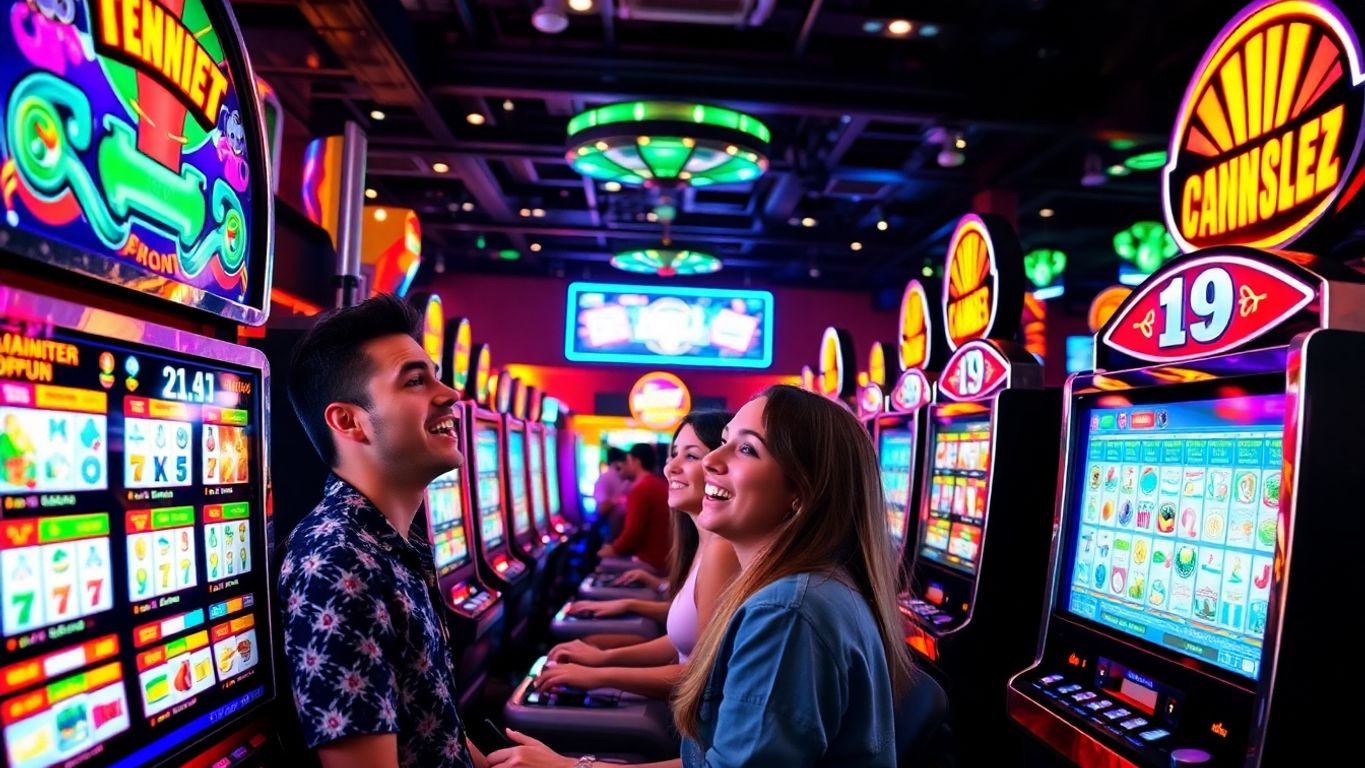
[[564, 282, 773, 368]]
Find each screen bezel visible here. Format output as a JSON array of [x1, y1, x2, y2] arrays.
[[0, 284, 275, 767], [916, 406, 993, 576], [1057, 372, 1285, 685]]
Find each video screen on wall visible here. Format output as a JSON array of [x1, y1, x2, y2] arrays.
[[1064, 392, 1284, 681], [919, 414, 992, 575], [473, 421, 505, 550], [564, 282, 773, 368], [0, 315, 271, 768], [877, 423, 915, 548]]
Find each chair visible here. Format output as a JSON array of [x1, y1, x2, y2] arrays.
[[896, 668, 950, 765]]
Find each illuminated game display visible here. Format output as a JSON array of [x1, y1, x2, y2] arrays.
[[1065, 394, 1283, 680], [527, 432, 548, 533], [919, 414, 992, 574], [565, 283, 773, 368], [474, 422, 505, 549], [428, 469, 470, 572], [0, 0, 273, 324], [0, 292, 271, 768], [506, 428, 531, 535], [877, 426, 914, 548], [545, 429, 561, 521]]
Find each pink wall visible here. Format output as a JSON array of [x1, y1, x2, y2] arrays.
[[415, 273, 900, 413]]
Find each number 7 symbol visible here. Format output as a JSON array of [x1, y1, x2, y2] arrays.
[[52, 584, 71, 614], [86, 579, 103, 608]]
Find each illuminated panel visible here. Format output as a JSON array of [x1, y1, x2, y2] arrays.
[[878, 424, 915, 547], [474, 421, 505, 549], [919, 413, 991, 575], [426, 469, 470, 573], [506, 428, 530, 536], [565, 283, 773, 368]]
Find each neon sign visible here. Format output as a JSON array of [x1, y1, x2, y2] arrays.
[[1, 0, 272, 324], [857, 382, 884, 419], [1101, 252, 1317, 363], [817, 327, 856, 399], [1088, 286, 1133, 334], [443, 318, 473, 396], [938, 340, 1011, 402], [898, 280, 933, 370], [629, 372, 691, 431], [1163, 0, 1365, 252], [941, 214, 1023, 350], [891, 369, 931, 412], [471, 343, 492, 406], [407, 292, 443, 367]]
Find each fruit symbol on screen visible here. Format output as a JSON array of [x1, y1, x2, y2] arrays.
[[238, 637, 253, 661], [1118, 501, 1133, 527], [240, 547, 247, 567], [1132, 538, 1148, 565], [1235, 471, 1257, 504], [1128, 573, 1145, 600], [1257, 519, 1277, 548], [1180, 507, 1197, 537], [237, 458, 249, 482], [179, 530, 191, 551], [1174, 546, 1197, 578], [92, 698, 123, 728], [1110, 568, 1126, 595], [205, 427, 216, 452], [155, 424, 166, 449], [1157, 503, 1177, 533], [145, 673, 169, 703], [225, 526, 235, 546], [1101, 501, 1114, 522], [1262, 473, 1281, 508], [1094, 562, 1106, 588], [99, 352, 116, 389], [208, 527, 218, 547], [193, 657, 212, 682], [157, 536, 170, 558], [1139, 467, 1158, 495], [218, 646, 236, 674], [209, 553, 219, 578], [173, 659, 193, 692], [234, 430, 246, 454], [176, 426, 189, 450], [0, 414, 38, 488], [1203, 512, 1225, 540], [1103, 466, 1118, 490], [54, 701, 89, 750], [1148, 578, 1166, 607], [1228, 555, 1244, 584], [1088, 465, 1101, 490], [1254, 562, 1272, 590], [51, 547, 70, 574], [1135, 502, 1153, 529], [1208, 469, 1230, 502], [1122, 467, 1136, 493]]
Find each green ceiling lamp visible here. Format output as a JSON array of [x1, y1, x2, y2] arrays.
[[610, 248, 722, 277], [1114, 221, 1178, 285], [566, 101, 771, 188], [1024, 248, 1067, 300]]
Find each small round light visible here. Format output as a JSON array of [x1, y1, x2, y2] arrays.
[[502, 99, 515, 111], [519, 208, 531, 217], [1039, 208, 1056, 218], [921, 265, 934, 277], [919, 23, 940, 38], [532, 208, 546, 218], [862, 20, 884, 34], [595, 141, 609, 151], [888, 19, 913, 35], [569, 0, 594, 11], [646, 212, 659, 222], [801, 217, 817, 228], [877, 219, 889, 231], [850, 241, 863, 251], [466, 113, 486, 126], [369, 109, 386, 121], [373, 208, 388, 222], [364, 188, 378, 199], [954, 136, 967, 149], [432, 162, 450, 174], [530, 243, 542, 252], [603, 181, 622, 192], [461, 202, 475, 212]]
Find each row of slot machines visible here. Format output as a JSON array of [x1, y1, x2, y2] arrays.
[[844, 3, 1365, 764]]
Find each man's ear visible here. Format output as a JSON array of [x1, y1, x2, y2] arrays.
[[324, 402, 370, 448]]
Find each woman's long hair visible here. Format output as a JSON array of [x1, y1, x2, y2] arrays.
[[666, 411, 731, 599], [673, 385, 912, 736]]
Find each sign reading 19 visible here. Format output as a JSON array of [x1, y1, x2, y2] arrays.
[[161, 365, 217, 404], [1156, 268, 1233, 348], [955, 349, 987, 397]]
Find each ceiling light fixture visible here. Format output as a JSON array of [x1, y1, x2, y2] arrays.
[[364, 188, 378, 199], [532, 0, 569, 33], [887, 19, 913, 35], [531, 208, 546, 218], [877, 219, 889, 231], [369, 109, 386, 121], [603, 181, 622, 192], [611, 248, 722, 277], [465, 113, 486, 126], [461, 201, 475, 212], [502, 99, 515, 112], [569, 0, 594, 11], [566, 101, 770, 188], [431, 161, 450, 174], [801, 217, 817, 227], [519, 208, 531, 217], [1039, 208, 1056, 218], [850, 241, 863, 251], [530, 243, 542, 252], [373, 208, 388, 222]]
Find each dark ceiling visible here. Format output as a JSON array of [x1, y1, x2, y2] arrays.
[[233, 0, 1255, 302]]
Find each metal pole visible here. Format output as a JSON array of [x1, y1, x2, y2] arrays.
[[335, 120, 367, 307]]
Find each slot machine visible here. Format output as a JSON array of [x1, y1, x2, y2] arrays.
[[501, 378, 547, 572], [898, 215, 1061, 758], [1009, 2, 1365, 765], [464, 347, 534, 639], [816, 326, 858, 411], [422, 311, 503, 711], [539, 396, 573, 536], [523, 386, 561, 548], [0, 0, 279, 764]]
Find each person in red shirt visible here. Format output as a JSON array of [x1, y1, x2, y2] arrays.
[[599, 442, 672, 572]]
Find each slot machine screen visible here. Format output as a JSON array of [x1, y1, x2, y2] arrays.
[[877, 423, 915, 548], [1064, 391, 1284, 680], [0, 306, 272, 768], [506, 428, 530, 536], [919, 413, 991, 574], [473, 421, 505, 549], [545, 429, 561, 519], [527, 433, 548, 532], [426, 469, 470, 572]]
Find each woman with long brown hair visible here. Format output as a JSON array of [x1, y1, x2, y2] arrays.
[[488, 385, 910, 767]]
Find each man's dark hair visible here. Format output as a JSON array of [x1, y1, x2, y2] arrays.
[[628, 442, 657, 472], [605, 446, 627, 464], [288, 294, 423, 467]]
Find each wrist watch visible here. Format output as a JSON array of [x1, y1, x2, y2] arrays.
[[572, 756, 597, 768]]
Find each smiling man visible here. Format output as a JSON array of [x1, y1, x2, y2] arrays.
[[279, 294, 488, 768]]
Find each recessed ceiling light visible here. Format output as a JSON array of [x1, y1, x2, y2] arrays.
[[519, 208, 531, 217], [502, 99, 515, 111], [431, 161, 450, 174], [954, 136, 967, 149], [364, 188, 378, 199], [461, 201, 475, 212], [646, 212, 659, 222], [369, 109, 386, 121], [532, 208, 546, 218], [373, 208, 388, 222], [569, 0, 594, 10], [466, 113, 486, 126], [1039, 208, 1056, 218], [888, 19, 913, 35], [877, 219, 889, 231], [919, 23, 940, 38], [603, 181, 622, 192], [862, 20, 884, 34], [530, 243, 543, 252], [850, 241, 863, 251], [801, 217, 817, 227]]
